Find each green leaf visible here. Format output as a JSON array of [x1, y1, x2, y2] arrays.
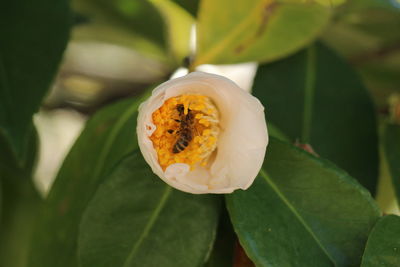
[[315, 0, 346, 6], [361, 215, 400, 266], [73, 24, 169, 64], [73, 0, 165, 47], [78, 151, 220, 267], [148, 0, 195, 65], [72, 0, 194, 68], [267, 123, 289, 142], [0, 180, 2, 220], [383, 122, 400, 206], [193, 0, 331, 66], [28, 93, 148, 267], [171, 0, 199, 16], [0, 0, 71, 162], [341, 0, 400, 12], [0, 126, 38, 180], [71, 0, 173, 72], [0, 178, 43, 267], [227, 138, 380, 267], [322, 8, 400, 108], [204, 207, 236, 267], [253, 43, 379, 193]]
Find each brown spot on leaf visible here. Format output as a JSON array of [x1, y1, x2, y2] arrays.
[[256, 2, 278, 37], [294, 141, 319, 157], [234, 2, 279, 55], [58, 198, 70, 216], [235, 44, 246, 54]]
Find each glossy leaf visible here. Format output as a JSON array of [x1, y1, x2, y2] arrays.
[[149, 0, 195, 64], [253, 43, 379, 193], [383, 122, 400, 205], [78, 151, 220, 267], [204, 207, 236, 267], [227, 138, 380, 267], [28, 94, 148, 267], [0, 0, 70, 162], [361, 215, 400, 266], [194, 0, 331, 66]]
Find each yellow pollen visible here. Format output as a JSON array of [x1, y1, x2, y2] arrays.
[[150, 94, 220, 170]]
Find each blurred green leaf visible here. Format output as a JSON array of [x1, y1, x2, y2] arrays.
[[149, 0, 195, 65], [253, 43, 379, 193], [193, 0, 331, 66], [340, 0, 400, 12], [204, 207, 236, 267], [314, 0, 346, 7], [324, 8, 400, 56], [73, 24, 169, 64], [73, 0, 195, 68], [171, 0, 199, 16], [267, 123, 289, 142], [73, 0, 165, 47], [0, 181, 1, 220], [227, 138, 381, 267], [72, 0, 170, 71], [0, 178, 42, 267], [361, 215, 400, 266], [383, 122, 400, 206], [28, 93, 148, 267], [322, 8, 400, 108], [0, 0, 71, 163], [78, 151, 220, 267]]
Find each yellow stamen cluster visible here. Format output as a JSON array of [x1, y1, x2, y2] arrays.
[[150, 94, 219, 170]]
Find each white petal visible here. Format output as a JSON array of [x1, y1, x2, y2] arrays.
[[196, 62, 258, 93], [137, 71, 268, 194]]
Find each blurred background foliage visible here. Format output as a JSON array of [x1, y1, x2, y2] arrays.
[[1, 0, 400, 266]]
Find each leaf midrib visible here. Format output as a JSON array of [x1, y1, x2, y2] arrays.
[[122, 186, 172, 267], [259, 169, 336, 265]]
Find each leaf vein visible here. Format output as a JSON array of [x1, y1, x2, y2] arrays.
[[122, 186, 172, 267], [259, 169, 336, 265]]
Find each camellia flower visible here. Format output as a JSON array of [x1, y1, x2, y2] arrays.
[[137, 71, 268, 194]]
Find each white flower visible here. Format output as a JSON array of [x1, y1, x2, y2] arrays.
[[137, 71, 268, 194]]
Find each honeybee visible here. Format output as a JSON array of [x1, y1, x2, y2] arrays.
[[169, 104, 196, 154]]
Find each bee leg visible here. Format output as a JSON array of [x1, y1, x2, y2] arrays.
[[174, 119, 181, 122]]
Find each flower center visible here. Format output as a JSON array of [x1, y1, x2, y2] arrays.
[[150, 94, 220, 170]]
